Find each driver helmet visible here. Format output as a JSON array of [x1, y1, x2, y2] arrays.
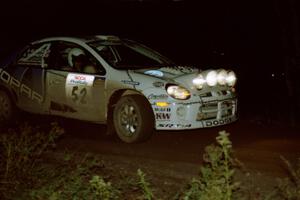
[[68, 48, 85, 67]]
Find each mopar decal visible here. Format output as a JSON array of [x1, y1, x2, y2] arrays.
[[0, 69, 43, 104], [0, 70, 10, 84]]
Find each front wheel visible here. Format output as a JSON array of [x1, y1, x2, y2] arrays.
[[113, 95, 154, 143]]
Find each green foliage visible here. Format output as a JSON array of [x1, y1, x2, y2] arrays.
[[182, 131, 240, 200], [0, 122, 64, 199], [276, 156, 300, 200], [137, 168, 154, 200], [89, 175, 116, 200], [29, 153, 119, 200]]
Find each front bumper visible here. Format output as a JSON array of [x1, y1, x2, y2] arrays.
[[154, 95, 238, 130]]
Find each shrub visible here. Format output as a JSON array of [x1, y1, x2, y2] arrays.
[[182, 131, 240, 200], [0, 122, 63, 199], [89, 175, 116, 200]]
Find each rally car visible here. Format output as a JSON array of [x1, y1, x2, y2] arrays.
[[0, 35, 237, 143]]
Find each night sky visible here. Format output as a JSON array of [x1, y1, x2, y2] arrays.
[[0, 0, 299, 122], [0, 0, 285, 64]]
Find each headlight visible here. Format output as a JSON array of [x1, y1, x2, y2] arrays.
[[226, 71, 237, 86], [166, 85, 191, 100], [206, 70, 218, 86], [217, 69, 227, 85]]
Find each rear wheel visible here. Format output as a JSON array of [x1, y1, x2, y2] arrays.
[[113, 95, 154, 143], [0, 90, 15, 125]]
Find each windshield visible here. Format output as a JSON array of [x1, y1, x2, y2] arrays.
[[88, 39, 175, 69]]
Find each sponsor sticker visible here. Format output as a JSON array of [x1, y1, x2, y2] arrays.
[[154, 107, 171, 112], [158, 123, 192, 128], [121, 80, 140, 86], [148, 94, 169, 100], [67, 74, 95, 86], [155, 113, 171, 120], [144, 70, 164, 77]]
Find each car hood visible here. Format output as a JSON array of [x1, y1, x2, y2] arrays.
[[133, 66, 200, 85], [129, 66, 233, 92]]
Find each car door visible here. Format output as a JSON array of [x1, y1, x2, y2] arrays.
[[44, 41, 107, 122], [6, 43, 49, 113]]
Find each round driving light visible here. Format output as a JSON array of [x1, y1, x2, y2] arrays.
[[226, 71, 237, 86], [217, 70, 227, 85], [192, 74, 206, 89], [206, 70, 218, 86]]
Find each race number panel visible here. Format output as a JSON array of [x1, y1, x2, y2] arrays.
[[66, 74, 95, 106]]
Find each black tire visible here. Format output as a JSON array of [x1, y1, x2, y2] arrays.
[[0, 90, 15, 126], [113, 95, 154, 143]]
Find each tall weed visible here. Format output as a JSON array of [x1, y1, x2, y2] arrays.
[[182, 131, 240, 200], [137, 168, 154, 200]]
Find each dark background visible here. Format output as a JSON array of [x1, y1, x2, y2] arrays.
[[0, 0, 299, 126]]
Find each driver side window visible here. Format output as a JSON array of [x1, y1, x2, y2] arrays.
[[45, 41, 106, 75]]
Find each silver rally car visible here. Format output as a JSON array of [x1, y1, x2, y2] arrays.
[[0, 35, 237, 143]]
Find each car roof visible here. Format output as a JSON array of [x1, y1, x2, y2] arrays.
[[32, 35, 121, 45]]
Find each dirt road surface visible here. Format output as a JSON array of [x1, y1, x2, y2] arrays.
[[54, 119, 300, 194]]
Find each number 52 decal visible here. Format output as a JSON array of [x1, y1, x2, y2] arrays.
[[71, 86, 87, 104], [66, 74, 94, 105]]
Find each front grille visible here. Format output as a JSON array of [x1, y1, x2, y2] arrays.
[[221, 100, 234, 117], [197, 99, 235, 121]]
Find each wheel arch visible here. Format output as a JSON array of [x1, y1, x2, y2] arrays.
[[107, 89, 151, 118], [106, 89, 154, 135]]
